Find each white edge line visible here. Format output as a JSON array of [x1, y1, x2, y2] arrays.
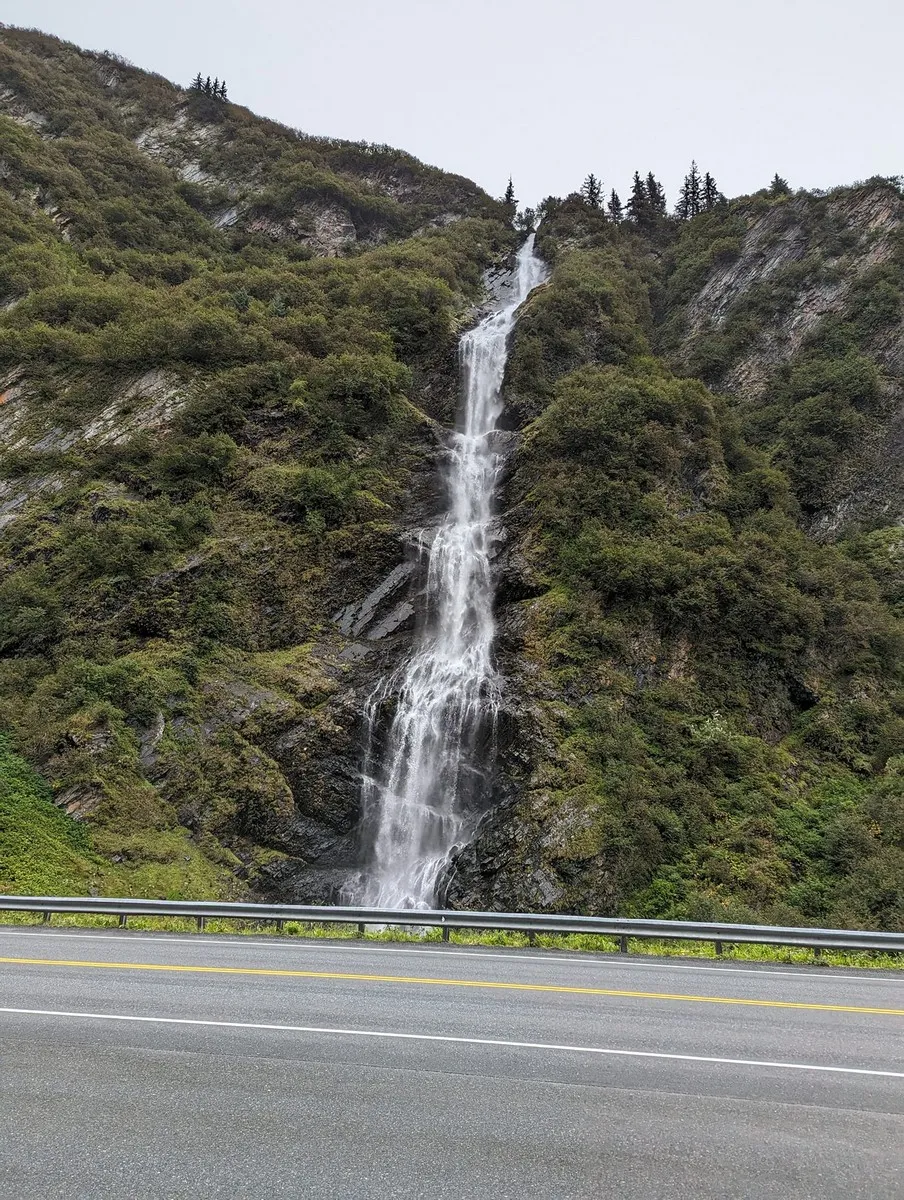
[[2, 1006, 902, 1078], [0, 929, 899, 985]]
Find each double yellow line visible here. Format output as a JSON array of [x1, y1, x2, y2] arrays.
[[1, 955, 902, 1016]]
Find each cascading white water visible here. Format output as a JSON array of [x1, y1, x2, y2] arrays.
[[354, 235, 547, 909]]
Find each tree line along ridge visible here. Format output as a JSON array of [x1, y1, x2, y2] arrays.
[[504, 165, 793, 231], [190, 73, 228, 99]]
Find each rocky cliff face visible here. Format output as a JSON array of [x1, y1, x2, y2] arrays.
[[675, 184, 904, 537]]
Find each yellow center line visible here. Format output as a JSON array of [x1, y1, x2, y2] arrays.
[[1, 955, 902, 1016]]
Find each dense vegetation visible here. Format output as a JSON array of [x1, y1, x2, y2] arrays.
[[470, 182, 904, 928], [0, 25, 512, 897], [1, 26, 902, 929], [659, 182, 904, 518]]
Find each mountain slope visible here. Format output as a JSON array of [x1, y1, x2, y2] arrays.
[[664, 182, 904, 535], [0, 24, 512, 897], [1, 26, 902, 929], [447, 188, 904, 929], [0, 26, 496, 258]]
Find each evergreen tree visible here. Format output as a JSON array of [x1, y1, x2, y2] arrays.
[[688, 161, 703, 215], [676, 160, 703, 219], [218, 79, 228, 100], [213, 78, 220, 97], [230, 287, 251, 312], [204, 76, 212, 95], [501, 177, 513, 225], [768, 173, 791, 197], [702, 171, 722, 210], [626, 171, 651, 225], [646, 172, 667, 215], [580, 172, 602, 208], [190, 73, 203, 91], [607, 189, 623, 223]]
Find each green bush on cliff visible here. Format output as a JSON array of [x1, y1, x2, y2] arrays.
[[504, 248, 650, 422], [740, 348, 880, 512]]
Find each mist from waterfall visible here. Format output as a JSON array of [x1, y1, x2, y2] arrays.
[[352, 235, 547, 909]]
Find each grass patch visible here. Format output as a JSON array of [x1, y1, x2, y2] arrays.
[[1, 910, 900, 970]]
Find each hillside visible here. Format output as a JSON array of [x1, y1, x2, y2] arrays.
[[447, 186, 904, 929], [0, 24, 513, 898], [0, 26, 902, 929]]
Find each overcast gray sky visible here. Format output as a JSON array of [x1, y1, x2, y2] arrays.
[[4, 0, 902, 207]]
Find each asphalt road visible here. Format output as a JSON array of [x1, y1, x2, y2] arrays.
[[0, 927, 902, 1199]]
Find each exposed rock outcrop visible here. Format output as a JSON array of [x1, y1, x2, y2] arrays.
[[681, 184, 904, 534]]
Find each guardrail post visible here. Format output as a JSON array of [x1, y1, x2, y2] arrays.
[[442, 925, 450, 942], [275, 920, 285, 933], [42, 911, 51, 925], [119, 914, 128, 928], [528, 932, 537, 946], [357, 923, 365, 937], [714, 940, 723, 957], [196, 916, 206, 932], [619, 935, 628, 954]]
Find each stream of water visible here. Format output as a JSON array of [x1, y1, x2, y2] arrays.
[[354, 235, 547, 909]]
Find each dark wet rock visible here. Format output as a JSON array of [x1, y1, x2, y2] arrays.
[[335, 561, 417, 638], [367, 600, 416, 641]]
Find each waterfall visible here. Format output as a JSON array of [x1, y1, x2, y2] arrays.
[[353, 234, 548, 910]]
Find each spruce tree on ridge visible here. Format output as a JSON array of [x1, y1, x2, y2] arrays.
[[607, 189, 623, 223], [702, 171, 722, 210], [646, 172, 667, 215], [626, 171, 650, 225], [676, 160, 703, 219], [581, 173, 603, 208]]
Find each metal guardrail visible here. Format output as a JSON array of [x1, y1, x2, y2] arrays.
[[0, 895, 902, 956]]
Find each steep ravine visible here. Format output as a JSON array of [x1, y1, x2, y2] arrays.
[[260, 249, 543, 904]]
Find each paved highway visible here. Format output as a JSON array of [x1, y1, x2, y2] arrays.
[[0, 927, 902, 1198]]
